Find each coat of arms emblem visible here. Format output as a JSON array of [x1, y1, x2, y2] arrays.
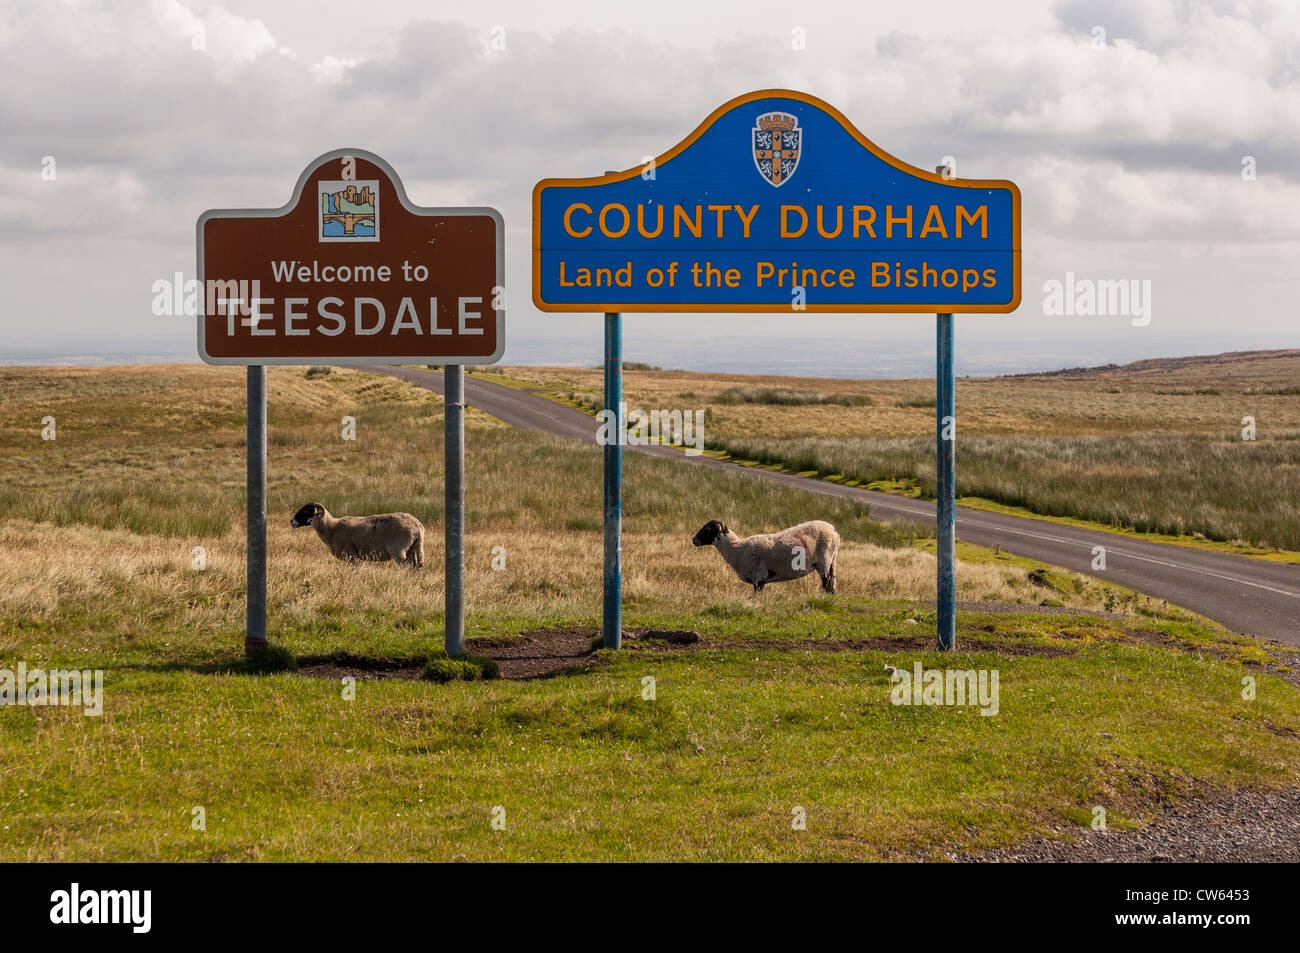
[[752, 112, 801, 187]]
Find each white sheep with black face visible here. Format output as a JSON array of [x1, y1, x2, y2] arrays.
[[290, 503, 425, 568], [692, 519, 839, 593]]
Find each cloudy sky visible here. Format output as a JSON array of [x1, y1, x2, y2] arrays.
[[2, 0, 1297, 373]]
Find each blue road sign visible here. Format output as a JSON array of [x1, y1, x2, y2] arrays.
[[533, 89, 1020, 313]]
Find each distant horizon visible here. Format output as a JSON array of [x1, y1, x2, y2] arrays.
[[3, 333, 1295, 380]]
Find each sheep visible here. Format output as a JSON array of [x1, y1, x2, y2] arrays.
[[692, 519, 839, 593], [290, 502, 425, 568]]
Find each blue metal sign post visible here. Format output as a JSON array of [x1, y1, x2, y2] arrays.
[[936, 313, 956, 650], [603, 311, 623, 650], [533, 91, 1019, 650]]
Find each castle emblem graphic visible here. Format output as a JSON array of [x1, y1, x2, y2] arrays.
[[318, 179, 379, 241], [752, 112, 802, 187]]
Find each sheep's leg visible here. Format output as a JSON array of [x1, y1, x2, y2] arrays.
[[821, 560, 837, 594], [392, 539, 422, 569]]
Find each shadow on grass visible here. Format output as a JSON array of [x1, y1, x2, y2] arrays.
[[133, 647, 497, 682]]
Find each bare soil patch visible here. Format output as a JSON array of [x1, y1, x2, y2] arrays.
[[294, 619, 1084, 684], [469, 627, 701, 679], [289, 629, 703, 683], [297, 654, 425, 681], [294, 602, 1286, 683], [468, 626, 602, 680]]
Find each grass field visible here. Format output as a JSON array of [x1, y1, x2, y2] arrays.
[[1, 364, 1297, 861], [501, 350, 1300, 552]]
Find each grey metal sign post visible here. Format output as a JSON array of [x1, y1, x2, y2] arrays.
[[198, 149, 504, 659], [245, 365, 268, 656], [444, 365, 466, 657]]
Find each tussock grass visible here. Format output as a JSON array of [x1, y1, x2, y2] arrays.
[[715, 432, 1300, 551], [236, 645, 298, 674], [423, 653, 498, 682], [716, 386, 872, 407], [2, 521, 1143, 666], [502, 354, 1300, 553]]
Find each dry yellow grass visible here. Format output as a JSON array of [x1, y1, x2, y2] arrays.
[[0, 518, 1128, 664], [0, 363, 1157, 668]]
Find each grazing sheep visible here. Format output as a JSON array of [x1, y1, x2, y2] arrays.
[[692, 519, 839, 593], [290, 503, 425, 568]]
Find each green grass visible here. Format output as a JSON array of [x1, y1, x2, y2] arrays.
[[2, 629, 1295, 861], [0, 364, 1296, 861], [424, 652, 499, 682]]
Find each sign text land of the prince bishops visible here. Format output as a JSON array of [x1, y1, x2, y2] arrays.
[[532, 90, 1020, 314]]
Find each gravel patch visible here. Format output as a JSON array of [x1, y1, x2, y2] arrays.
[[954, 601, 1130, 618], [960, 787, 1300, 862]]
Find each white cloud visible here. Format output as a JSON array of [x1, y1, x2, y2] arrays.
[[151, 0, 278, 63], [0, 0, 1297, 358]]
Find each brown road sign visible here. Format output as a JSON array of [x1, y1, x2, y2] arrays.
[[198, 149, 504, 364]]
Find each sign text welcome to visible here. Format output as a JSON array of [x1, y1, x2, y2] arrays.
[[200, 149, 504, 364]]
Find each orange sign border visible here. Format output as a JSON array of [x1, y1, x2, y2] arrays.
[[531, 89, 1021, 314]]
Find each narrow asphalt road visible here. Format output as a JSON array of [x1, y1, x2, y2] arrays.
[[365, 365, 1300, 646]]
